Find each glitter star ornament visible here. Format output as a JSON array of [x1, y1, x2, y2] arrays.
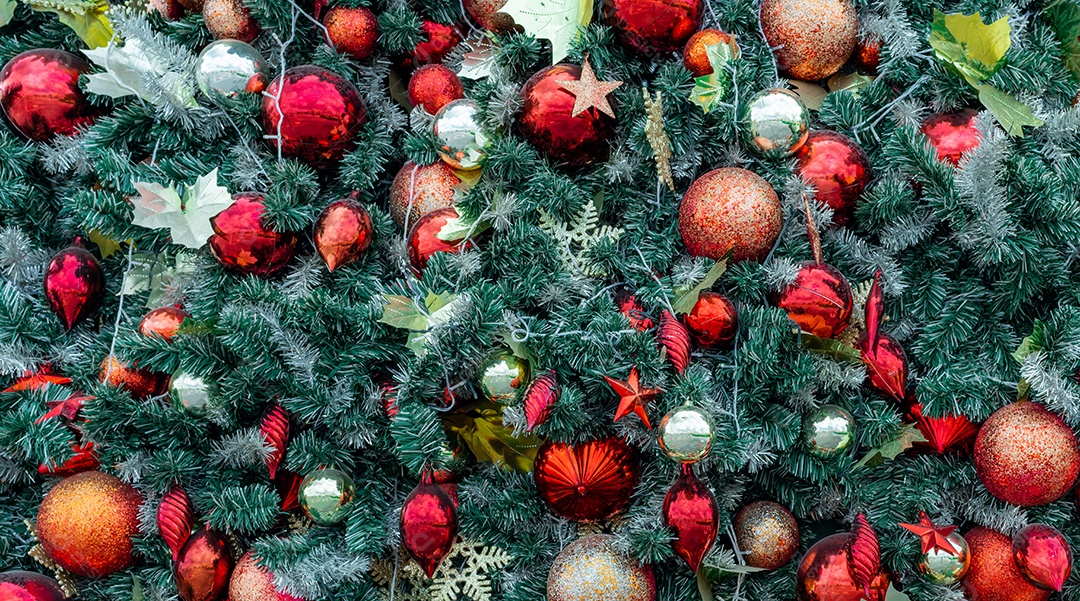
[[899, 512, 957, 554], [605, 366, 659, 428], [557, 57, 622, 118], [547, 535, 656, 601]]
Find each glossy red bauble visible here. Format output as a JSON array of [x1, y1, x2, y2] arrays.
[[323, 7, 378, 60], [795, 533, 889, 601], [683, 291, 738, 348], [517, 64, 616, 166], [203, 0, 260, 41], [0, 49, 102, 141], [401, 21, 462, 70], [973, 402, 1080, 507], [679, 168, 783, 262], [400, 469, 458, 577], [663, 467, 718, 572], [262, 66, 367, 166], [853, 36, 881, 75], [44, 240, 104, 331], [408, 65, 464, 115], [209, 193, 299, 277], [776, 262, 853, 338], [921, 109, 981, 166], [533, 437, 639, 522], [1013, 524, 1072, 592], [38, 441, 100, 476], [229, 551, 305, 601], [794, 130, 871, 225], [174, 526, 234, 601], [314, 198, 373, 271], [408, 206, 474, 274], [963, 527, 1052, 601], [683, 29, 735, 76], [100, 354, 168, 399], [0, 571, 64, 601], [140, 306, 190, 340], [603, 0, 702, 55]]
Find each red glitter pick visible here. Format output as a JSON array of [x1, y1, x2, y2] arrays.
[[900, 511, 957, 554]]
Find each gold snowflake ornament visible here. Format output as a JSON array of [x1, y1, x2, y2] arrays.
[[371, 538, 513, 601]]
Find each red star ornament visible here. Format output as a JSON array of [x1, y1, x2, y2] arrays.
[[899, 511, 957, 554], [605, 366, 660, 429], [557, 56, 623, 118]]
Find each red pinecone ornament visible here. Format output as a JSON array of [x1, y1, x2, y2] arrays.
[[209, 193, 299, 277], [174, 525, 234, 601], [855, 271, 907, 402], [964, 527, 1051, 601], [158, 485, 195, 561], [401, 469, 458, 577], [921, 109, 981, 166], [523, 370, 560, 431], [323, 7, 378, 60], [314, 196, 373, 271], [906, 400, 977, 454], [262, 66, 367, 166], [847, 513, 880, 595], [1013, 524, 1072, 591], [603, 0, 702, 55], [517, 64, 617, 166], [684, 291, 738, 348], [408, 65, 464, 115], [658, 310, 691, 373], [533, 437, 639, 522], [794, 130, 871, 226], [0, 49, 103, 141], [44, 239, 105, 331], [777, 262, 853, 339], [259, 404, 290, 479], [663, 466, 718, 572]]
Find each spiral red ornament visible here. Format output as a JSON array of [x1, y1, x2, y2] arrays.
[[259, 404, 290, 479], [663, 467, 718, 572], [158, 485, 195, 561], [847, 513, 880, 595], [533, 437, 639, 522], [400, 469, 458, 577], [524, 370, 560, 431], [658, 310, 691, 374]]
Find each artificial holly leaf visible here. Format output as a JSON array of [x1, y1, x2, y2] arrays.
[[436, 211, 490, 242], [855, 424, 927, 469], [499, 0, 593, 63], [0, 0, 15, 26], [121, 251, 198, 307], [458, 33, 496, 80], [801, 334, 863, 363], [131, 169, 235, 249], [1046, 0, 1080, 79], [379, 295, 430, 331], [381, 290, 460, 357], [25, 0, 112, 49], [84, 38, 198, 108], [791, 80, 828, 111], [1013, 319, 1047, 363], [673, 256, 730, 315], [689, 42, 736, 113], [441, 401, 541, 472], [975, 82, 1043, 137], [929, 9, 1010, 84]]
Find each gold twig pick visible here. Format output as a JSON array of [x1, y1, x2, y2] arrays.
[[802, 194, 823, 265], [642, 88, 675, 192]]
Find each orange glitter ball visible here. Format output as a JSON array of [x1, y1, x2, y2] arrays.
[[962, 527, 1052, 601], [760, 0, 857, 81], [678, 167, 782, 262], [36, 471, 142, 578], [388, 161, 460, 228], [682, 28, 733, 77], [229, 551, 305, 601], [324, 7, 379, 61]]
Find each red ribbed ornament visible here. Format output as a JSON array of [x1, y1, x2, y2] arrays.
[[684, 291, 738, 348], [523, 369, 560, 431], [906, 400, 977, 454], [0, 49, 102, 141], [158, 485, 195, 561], [794, 130, 871, 226], [44, 239, 104, 331], [855, 271, 907, 402], [533, 437, 639, 522], [964, 527, 1051, 601], [658, 310, 691, 374], [603, 0, 702, 55], [921, 109, 981, 166], [517, 64, 616, 166], [209, 193, 299, 277], [401, 469, 458, 577], [777, 262, 853, 339], [262, 66, 366, 166], [1013, 524, 1072, 592], [663, 466, 718, 572], [174, 525, 234, 601], [314, 197, 373, 272], [259, 404, 290, 479], [847, 513, 880, 595], [408, 65, 464, 114]]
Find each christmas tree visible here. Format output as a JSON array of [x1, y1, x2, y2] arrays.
[[2, 0, 1080, 599]]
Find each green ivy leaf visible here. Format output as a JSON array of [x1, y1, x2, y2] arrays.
[[1013, 319, 1047, 363], [673, 257, 730, 315], [975, 82, 1043, 137], [1046, 0, 1080, 79], [855, 424, 926, 469], [378, 295, 429, 331]]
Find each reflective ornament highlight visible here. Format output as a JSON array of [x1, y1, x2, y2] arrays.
[[917, 531, 969, 584], [796, 533, 889, 601], [209, 193, 299, 276], [802, 404, 856, 458], [195, 40, 268, 105], [0, 571, 64, 601], [517, 64, 616, 166], [314, 197, 373, 271], [262, 66, 367, 166], [388, 160, 460, 228], [794, 130, 871, 225], [298, 468, 356, 525], [477, 349, 531, 404], [203, 0, 260, 41], [0, 49, 102, 141], [408, 206, 474, 274], [776, 262, 853, 338], [679, 167, 783, 262], [170, 369, 212, 415], [603, 0, 702, 55], [921, 109, 981, 166], [401, 469, 458, 577], [547, 535, 656, 601], [409, 64, 464, 115], [760, 0, 857, 81], [964, 527, 1051, 601], [533, 437, 639, 522], [44, 239, 105, 331], [1013, 524, 1072, 591], [684, 291, 738, 348], [174, 526, 234, 601], [433, 99, 487, 170], [657, 404, 714, 464], [732, 500, 799, 570], [229, 551, 305, 601], [323, 7, 378, 60], [663, 467, 718, 572], [741, 88, 809, 158]]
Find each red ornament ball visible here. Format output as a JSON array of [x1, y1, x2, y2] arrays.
[[150, 0, 186, 19], [732, 501, 799, 570], [229, 551, 305, 601], [203, 0, 260, 41], [518, 63, 617, 166], [174, 526, 234, 601], [963, 527, 1052, 601], [401, 21, 462, 70], [603, 0, 702, 55], [796, 533, 889, 601], [683, 291, 738, 348], [683, 28, 735, 76], [209, 193, 299, 276], [389, 160, 460, 227], [140, 306, 190, 340], [0, 571, 64, 601], [921, 109, 981, 166], [533, 437, 639, 522], [36, 471, 142, 578], [314, 198, 373, 271], [408, 65, 464, 115], [323, 7, 378, 60], [973, 402, 1080, 507], [1013, 524, 1072, 592], [262, 65, 367, 166], [100, 355, 167, 399], [408, 206, 475, 274], [44, 239, 105, 331], [679, 167, 783, 262], [463, 0, 514, 31], [760, 0, 857, 81], [776, 262, 853, 338], [853, 36, 882, 75], [0, 49, 102, 142], [615, 288, 654, 331], [794, 130, 871, 226]]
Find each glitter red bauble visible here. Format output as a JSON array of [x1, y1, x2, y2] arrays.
[[776, 262, 853, 338], [679, 167, 783, 262], [760, 0, 857, 81], [229, 551, 305, 601], [533, 437, 639, 522], [853, 36, 881, 75], [547, 535, 657, 601], [517, 64, 616, 166], [36, 471, 142, 578], [44, 240, 104, 331], [140, 306, 190, 340], [323, 7, 378, 60], [262, 66, 367, 166], [796, 533, 889, 601], [921, 109, 981, 166], [906, 401, 978, 455], [963, 527, 1052, 601], [100, 354, 168, 399], [0, 571, 64, 601], [174, 526, 234, 601], [463, 0, 514, 31], [663, 467, 718, 572], [603, 0, 702, 55], [682, 28, 734, 76], [408, 206, 474, 273], [209, 193, 299, 277], [794, 130, 871, 226], [401, 21, 462, 70], [732, 500, 800, 570], [389, 161, 460, 228], [408, 65, 464, 115], [314, 198, 373, 271], [1013, 524, 1072, 591], [203, 0, 260, 41], [400, 469, 458, 577], [973, 402, 1080, 507], [0, 49, 102, 142], [683, 291, 738, 348]]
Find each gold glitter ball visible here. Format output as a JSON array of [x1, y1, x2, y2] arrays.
[[731, 501, 799, 570], [678, 167, 783, 262], [760, 0, 857, 81], [547, 535, 655, 601]]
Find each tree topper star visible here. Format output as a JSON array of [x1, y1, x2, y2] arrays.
[[605, 366, 659, 429], [558, 56, 623, 118], [899, 511, 957, 554]]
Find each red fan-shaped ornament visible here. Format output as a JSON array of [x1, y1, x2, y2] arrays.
[[401, 468, 458, 578], [524, 370, 560, 431], [158, 485, 195, 561], [663, 466, 718, 572], [855, 271, 907, 402], [258, 404, 290, 479], [847, 513, 881, 596], [658, 310, 691, 374], [906, 400, 978, 454], [533, 437, 640, 522]]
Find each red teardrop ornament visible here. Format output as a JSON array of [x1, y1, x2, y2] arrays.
[[259, 404, 290, 479], [1013, 524, 1072, 591], [855, 271, 907, 401], [44, 239, 104, 330], [314, 197, 373, 271], [209, 193, 299, 277], [158, 485, 196, 561], [401, 469, 458, 577], [777, 262, 853, 339], [523, 369, 560, 431], [663, 466, 718, 572], [533, 437, 639, 522], [658, 310, 691, 373], [174, 526, 234, 601]]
